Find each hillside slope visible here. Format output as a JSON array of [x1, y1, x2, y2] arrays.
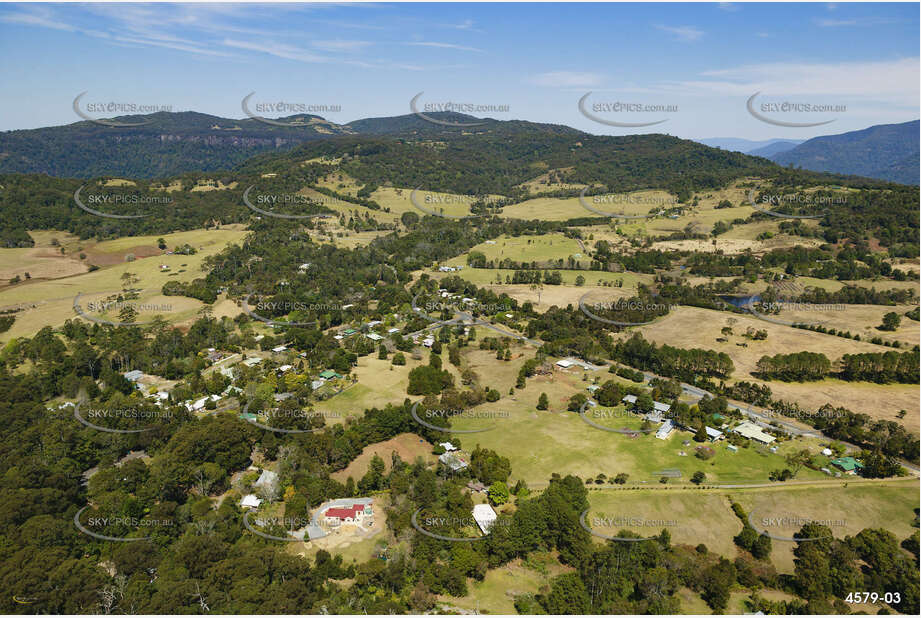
[[771, 120, 919, 185]]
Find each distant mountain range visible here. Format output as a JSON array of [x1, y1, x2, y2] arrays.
[[695, 137, 804, 155], [0, 111, 583, 179], [769, 120, 919, 185], [1, 111, 917, 186]]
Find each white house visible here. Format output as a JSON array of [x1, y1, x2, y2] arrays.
[[622, 394, 638, 406], [439, 442, 457, 452], [439, 451, 468, 471], [366, 333, 383, 341], [652, 401, 671, 414], [241, 494, 262, 509], [655, 420, 674, 440], [705, 426, 724, 441], [272, 345, 287, 353], [472, 504, 498, 534]]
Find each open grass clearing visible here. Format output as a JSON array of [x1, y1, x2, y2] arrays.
[[632, 305, 919, 429], [0, 228, 248, 341], [331, 433, 436, 483], [437, 553, 572, 614], [450, 355, 828, 487]]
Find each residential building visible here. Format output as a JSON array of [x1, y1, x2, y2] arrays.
[[472, 504, 498, 534], [439, 451, 468, 471], [655, 420, 675, 440], [240, 494, 262, 509], [830, 456, 864, 475], [732, 421, 776, 444], [324, 503, 372, 526]]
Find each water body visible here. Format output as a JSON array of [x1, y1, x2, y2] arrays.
[[721, 294, 761, 308]]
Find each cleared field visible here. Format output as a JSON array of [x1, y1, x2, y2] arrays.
[[732, 483, 918, 573], [318, 352, 436, 421], [0, 228, 248, 341], [653, 231, 824, 255], [0, 246, 87, 282], [452, 233, 585, 265], [460, 283, 636, 313], [450, 354, 828, 486], [586, 482, 918, 575], [795, 275, 919, 294], [500, 196, 589, 221], [585, 491, 741, 558], [430, 266, 654, 290], [437, 553, 572, 614], [777, 302, 919, 347], [633, 305, 919, 428], [331, 433, 435, 482]]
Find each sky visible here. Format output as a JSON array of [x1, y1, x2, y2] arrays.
[[0, 1, 918, 140]]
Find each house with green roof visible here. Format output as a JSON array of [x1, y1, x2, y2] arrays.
[[319, 370, 342, 380], [830, 456, 864, 475]]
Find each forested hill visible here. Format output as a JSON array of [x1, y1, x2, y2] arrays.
[[771, 120, 920, 185], [237, 132, 781, 197], [0, 111, 354, 179], [345, 111, 584, 137]]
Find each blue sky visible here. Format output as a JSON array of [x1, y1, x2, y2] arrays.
[[0, 2, 917, 139]]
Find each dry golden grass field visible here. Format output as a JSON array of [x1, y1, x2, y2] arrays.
[[331, 433, 436, 482], [633, 306, 920, 429], [0, 228, 248, 341]]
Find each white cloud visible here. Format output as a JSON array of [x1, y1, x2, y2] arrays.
[[815, 17, 896, 27], [222, 39, 330, 64], [654, 24, 705, 42], [406, 41, 484, 53], [718, 3, 739, 12], [661, 58, 919, 111], [311, 39, 373, 53], [529, 71, 605, 88]]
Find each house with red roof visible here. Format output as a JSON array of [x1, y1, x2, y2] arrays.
[[324, 503, 373, 527]]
